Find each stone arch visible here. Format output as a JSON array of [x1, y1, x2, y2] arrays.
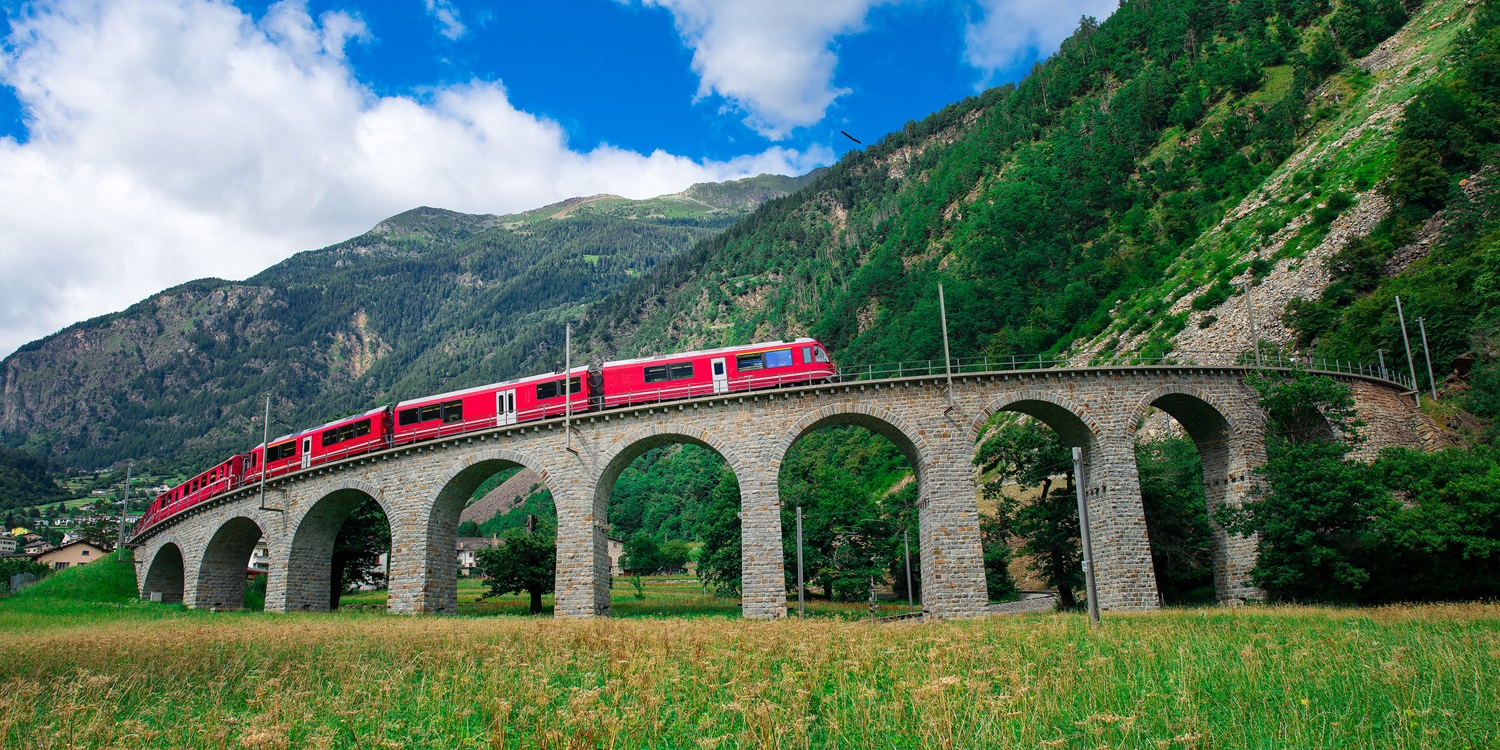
[[596, 424, 754, 494], [424, 448, 558, 616], [284, 479, 394, 612], [770, 402, 928, 486], [1126, 384, 1241, 447], [971, 389, 1100, 447], [141, 538, 185, 604], [195, 515, 263, 610], [591, 425, 759, 617], [971, 388, 1165, 611], [769, 402, 937, 615], [1128, 385, 1264, 604]]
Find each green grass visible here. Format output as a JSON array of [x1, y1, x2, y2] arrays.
[[1, 590, 1496, 748], [4, 559, 1497, 747]]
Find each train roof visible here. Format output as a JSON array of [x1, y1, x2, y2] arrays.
[[603, 338, 820, 368], [395, 366, 590, 409]]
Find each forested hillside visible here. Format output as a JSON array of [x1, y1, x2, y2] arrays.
[[0, 174, 815, 471], [572, 0, 1480, 399]]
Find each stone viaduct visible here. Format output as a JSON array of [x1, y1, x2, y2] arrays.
[[130, 364, 1426, 619]]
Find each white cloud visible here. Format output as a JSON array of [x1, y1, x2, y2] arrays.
[[424, 0, 466, 41], [0, 0, 829, 357], [964, 0, 1118, 78], [638, 0, 890, 140]]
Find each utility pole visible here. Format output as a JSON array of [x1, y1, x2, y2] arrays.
[[1376, 349, 1388, 380], [565, 323, 576, 453], [1072, 447, 1100, 629], [903, 528, 914, 615], [1395, 297, 1421, 406], [796, 506, 805, 620], [258, 394, 271, 511], [938, 283, 954, 410], [1243, 281, 1262, 367], [115, 462, 133, 558], [1418, 317, 1438, 402]]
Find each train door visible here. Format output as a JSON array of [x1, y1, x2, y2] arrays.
[[711, 357, 728, 394], [497, 389, 518, 426], [301, 437, 312, 469]]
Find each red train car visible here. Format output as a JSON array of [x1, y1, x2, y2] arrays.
[[600, 338, 834, 408], [392, 367, 591, 445], [138, 453, 246, 533], [244, 406, 394, 483]]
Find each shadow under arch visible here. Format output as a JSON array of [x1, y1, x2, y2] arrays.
[[195, 516, 263, 610], [426, 449, 555, 616], [142, 540, 185, 604], [285, 479, 393, 612], [1128, 384, 1261, 603], [592, 425, 752, 617], [971, 390, 1099, 449]]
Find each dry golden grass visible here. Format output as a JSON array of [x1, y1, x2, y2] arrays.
[[2, 602, 1497, 749]]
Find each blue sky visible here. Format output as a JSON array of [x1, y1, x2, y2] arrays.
[[0, 0, 1115, 356]]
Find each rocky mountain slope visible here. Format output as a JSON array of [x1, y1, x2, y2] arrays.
[[0, 173, 816, 471]]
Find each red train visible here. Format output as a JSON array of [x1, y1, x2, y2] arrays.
[[134, 338, 834, 534]]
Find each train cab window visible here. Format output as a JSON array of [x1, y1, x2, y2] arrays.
[[536, 377, 581, 400], [266, 442, 297, 462], [813, 346, 829, 363], [802, 346, 812, 363]]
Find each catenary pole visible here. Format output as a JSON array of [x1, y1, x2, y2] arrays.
[[1418, 317, 1438, 402], [1243, 281, 1261, 367], [1072, 447, 1101, 628], [565, 323, 574, 453], [1377, 349, 1388, 380], [796, 506, 805, 620], [938, 283, 954, 409], [903, 529, 914, 615], [115, 462, 133, 557], [258, 394, 271, 511], [1396, 296, 1421, 406]]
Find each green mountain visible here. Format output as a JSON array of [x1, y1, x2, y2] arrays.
[[568, 0, 1495, 433], [0, 174, 817, 471], [7, 0, 1497, 476]]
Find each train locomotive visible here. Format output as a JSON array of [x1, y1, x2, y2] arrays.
[[135, 338, 835, 534]]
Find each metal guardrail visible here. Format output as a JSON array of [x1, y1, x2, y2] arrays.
[[828, 350, 1414, 390]]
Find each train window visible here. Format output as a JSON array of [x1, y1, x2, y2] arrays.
[[802, 346, 812, 363], [764, 349, 794, 369], [441, 400, 464, 424], [644, 365, 669, 384], [398, 408, 419, 426], [670, 362, 694, 379], [536, 377, 581, 400], [419, 403, 443, 422], [323, 419, 374, 446], [814, 347, 829, 363], [266, 442, 297, 462], [736, 353, 764, 371]]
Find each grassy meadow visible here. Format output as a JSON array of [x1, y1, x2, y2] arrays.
[[2, 559, 1497, 749]]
